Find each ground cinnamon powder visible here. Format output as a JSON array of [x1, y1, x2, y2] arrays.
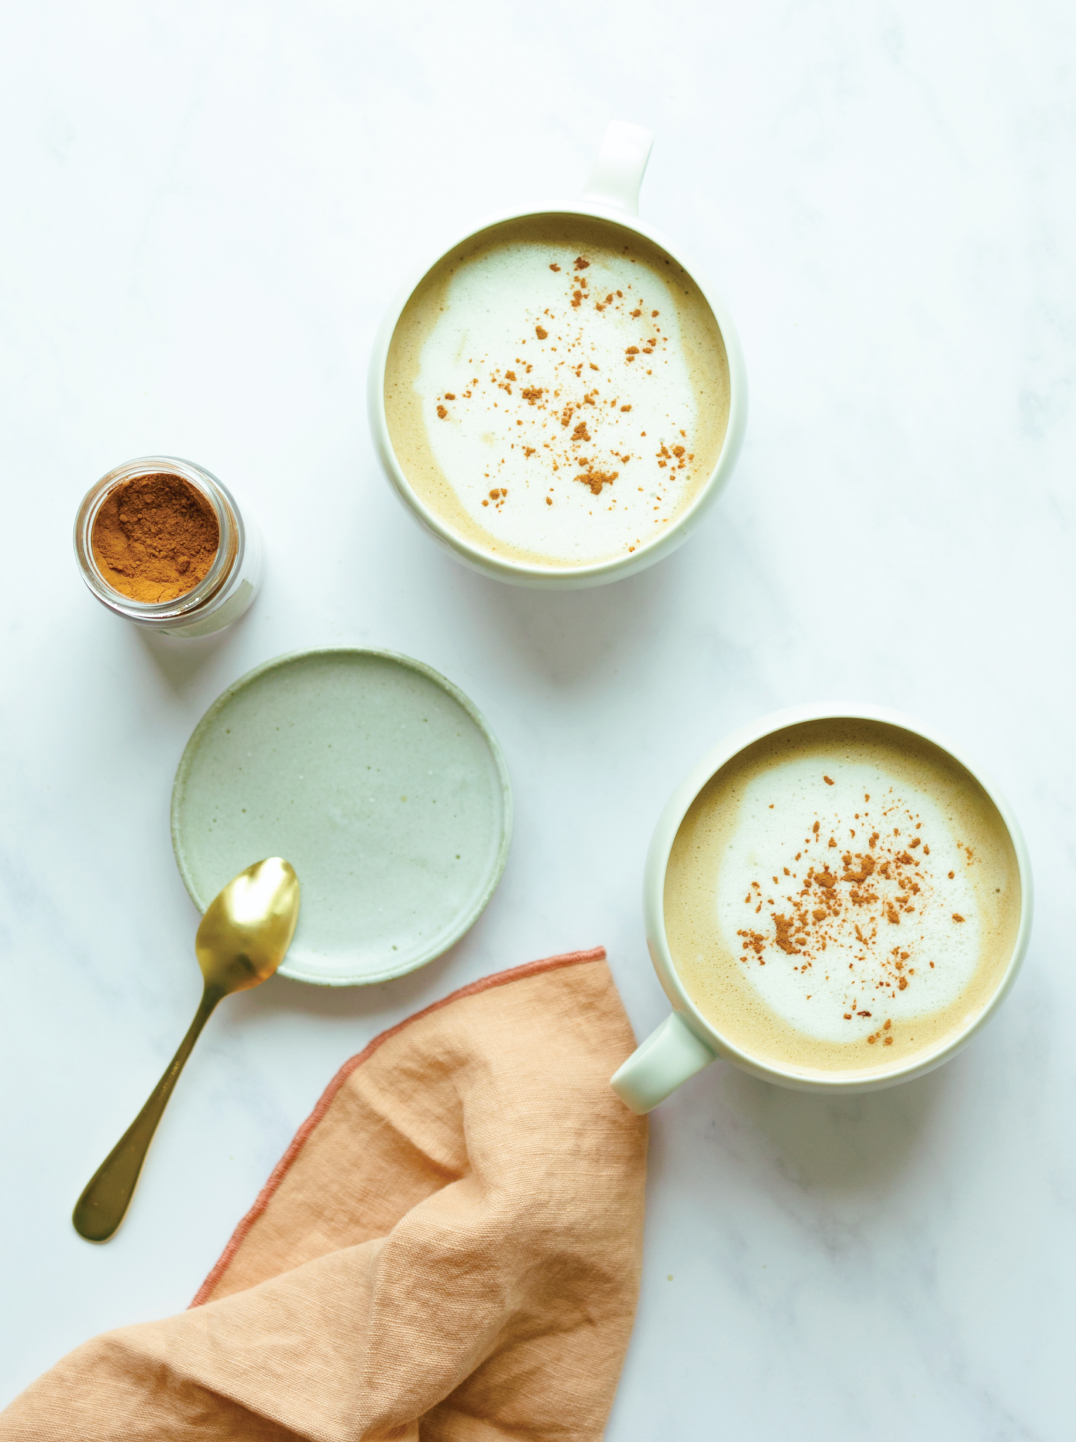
[[91, 473, 219, 603]]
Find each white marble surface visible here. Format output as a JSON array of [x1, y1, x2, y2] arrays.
[[2, 3, 1075, 1437]]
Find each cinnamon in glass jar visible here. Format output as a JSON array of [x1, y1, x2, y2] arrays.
[[74, 457, 262, 637], [91, 472, 220, 603]]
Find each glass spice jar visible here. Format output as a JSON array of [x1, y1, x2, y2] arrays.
[[74, 456, 262, 638]]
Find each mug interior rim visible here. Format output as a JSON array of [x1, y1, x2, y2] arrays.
[[369, 201, 747, 583], [648, 702, 1033, 1090]]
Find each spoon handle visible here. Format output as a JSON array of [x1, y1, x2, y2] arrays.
[[72, 985, 222, 1242]]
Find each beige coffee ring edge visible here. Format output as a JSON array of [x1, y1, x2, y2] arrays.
[[366, 120, 749, 589], [611, 702, 1034, 1111]]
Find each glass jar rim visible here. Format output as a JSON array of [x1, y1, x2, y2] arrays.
[[74, 456, 244, 621]]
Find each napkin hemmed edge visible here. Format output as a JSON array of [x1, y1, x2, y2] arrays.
[[189, 946, 608, 1309]]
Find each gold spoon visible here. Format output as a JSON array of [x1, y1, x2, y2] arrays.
[[73, 858, 300, 1243]]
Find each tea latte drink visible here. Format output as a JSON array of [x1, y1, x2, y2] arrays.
[[384, 214, 731, 569], [664, 719, 1022, 1075]]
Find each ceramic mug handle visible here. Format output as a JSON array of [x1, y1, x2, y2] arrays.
[[579, 120, 654, 217], [611, 1012, 717, 1113]]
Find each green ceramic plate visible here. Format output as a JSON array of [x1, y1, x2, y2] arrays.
[[171, 648, 512, 985]]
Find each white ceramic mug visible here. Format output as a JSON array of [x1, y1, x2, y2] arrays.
[[611, 704, 1033, 1112], [367, 121, 748, 589]]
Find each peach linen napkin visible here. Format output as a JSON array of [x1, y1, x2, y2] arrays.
[[1, 948, 647, 1442]]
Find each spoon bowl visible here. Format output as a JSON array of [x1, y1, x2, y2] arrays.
[[72, 858, 300, 1243], [196, 857, 301, 993]]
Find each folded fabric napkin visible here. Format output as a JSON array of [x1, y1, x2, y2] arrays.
[[2, 948, 647, 1441]]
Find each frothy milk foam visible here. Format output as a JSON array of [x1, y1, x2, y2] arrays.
[[664, 720, 1021, 1076], [384, 215, 730, 568]]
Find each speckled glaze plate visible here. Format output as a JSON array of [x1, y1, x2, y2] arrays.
[[171, 648, 512, 985]]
